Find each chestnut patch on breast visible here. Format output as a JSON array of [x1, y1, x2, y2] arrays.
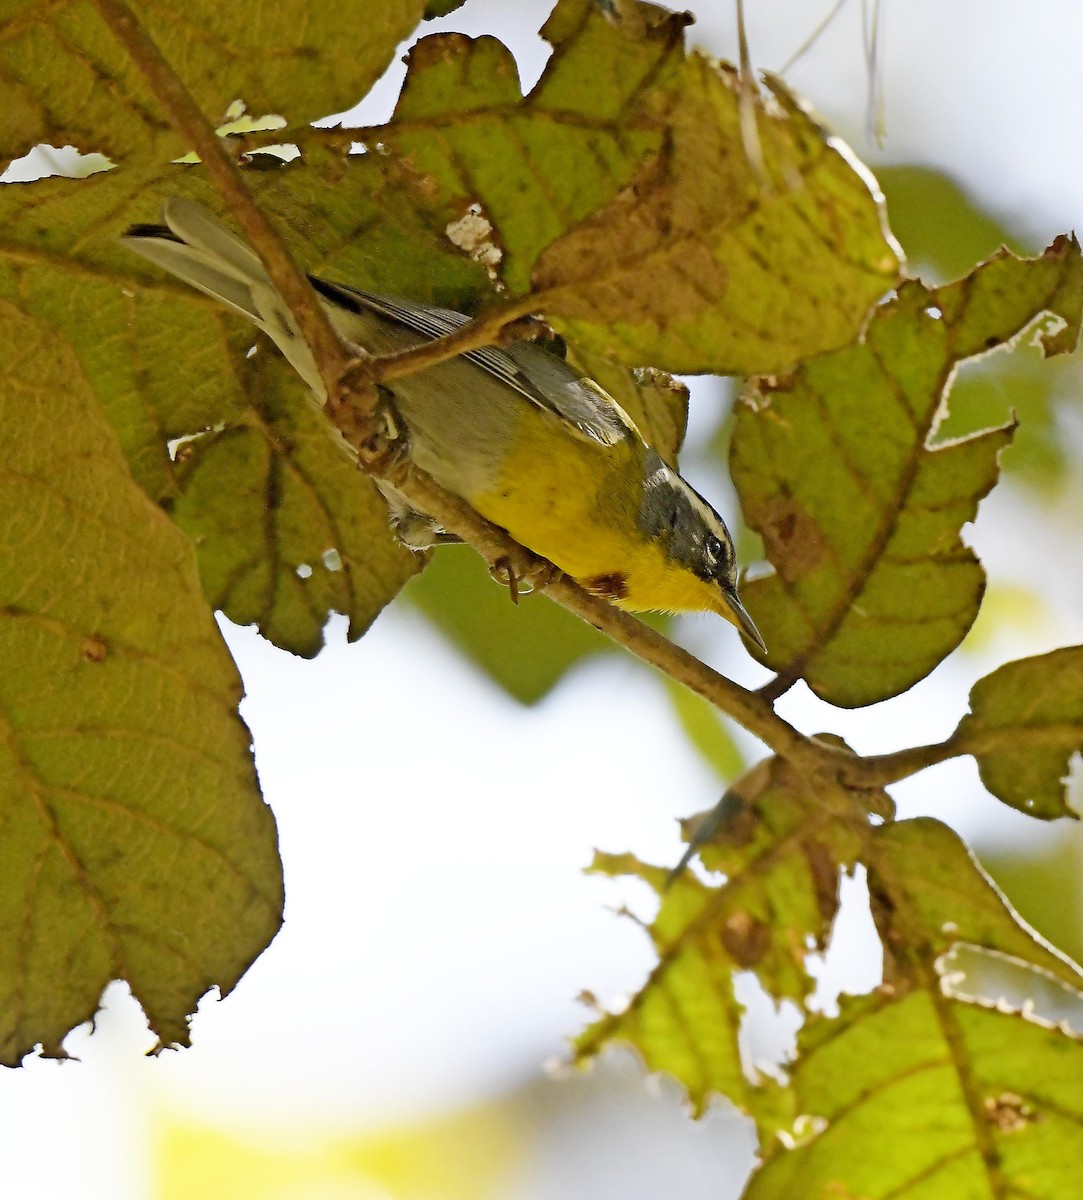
[[584, 572, 629, 600]]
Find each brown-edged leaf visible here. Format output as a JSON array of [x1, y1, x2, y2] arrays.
[[534, 65, 901, 373], [371, 0, 688, 295], [366, 0, 900, 374], [576, 758, 871, 1116]]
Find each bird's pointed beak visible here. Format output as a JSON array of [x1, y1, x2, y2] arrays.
[[720, 585, 767, 655]]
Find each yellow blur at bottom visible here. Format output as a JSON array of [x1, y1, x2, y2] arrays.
[[157, 1105, 524, 1200]]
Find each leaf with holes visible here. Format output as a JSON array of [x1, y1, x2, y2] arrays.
[[0, 305, 282, 1062], [745, 990, 1083, 1199], [575, 759, 872, 1117], [367, 0, 900, 374], [961, 646, 1083, 820], [0, 0, 424, 163], [169, 347, 421, 656], [3, 145, 697, 667], [371, 0, 687, 296], [869, 818, 1083, 992], [731, 236, 1083, 708]]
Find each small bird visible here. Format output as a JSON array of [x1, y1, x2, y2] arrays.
[[123, 199, 765, 651]]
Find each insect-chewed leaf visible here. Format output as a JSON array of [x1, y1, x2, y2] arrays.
[[575, 759, 871, 1117], [961, 646, 1083, 820], [577, 851, 754, 1115], [0, 306, 282, 1062], [0, 0, 425, 162], [368, 0, 899, 374], [169, 349, 420, 657], [373, 0, 688, 296], [533, 64, 901, 374], [868, 819, 1083, 993], [732, 236, 1083, 708], [744, 990, 1083, 1199]]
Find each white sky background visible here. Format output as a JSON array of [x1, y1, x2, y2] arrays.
[[4, 3, 1083, 1198]]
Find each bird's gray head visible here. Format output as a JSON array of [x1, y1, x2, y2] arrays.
[[638, 452, 766, 651]]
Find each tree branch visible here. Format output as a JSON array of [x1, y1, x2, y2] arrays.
[[381, 460, 813, 762], [342, 299, 544, 390]]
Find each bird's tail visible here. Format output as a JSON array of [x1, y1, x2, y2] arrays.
[[122, 198, 324, 398]]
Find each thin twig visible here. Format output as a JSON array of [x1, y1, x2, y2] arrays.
[[779, 0, 848, 75], [847, 729, 971, 788], [734, 0, 768, 184], [382, 461, 814, 763], [345, 297, 543, 390]]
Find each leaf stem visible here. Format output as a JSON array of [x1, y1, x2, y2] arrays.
[[341, 297, 543, 391], [846, 725, 975, 787]]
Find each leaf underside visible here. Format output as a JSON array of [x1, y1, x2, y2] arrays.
[[731, 236, 1083, 708], [747, 991, 1083, 1200], [964, 646, 1083, 819], [0, 305, 282, 1062], [0, 0, 426, 163]]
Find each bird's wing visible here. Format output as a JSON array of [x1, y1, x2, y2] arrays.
[[310, 278, 634, 448]]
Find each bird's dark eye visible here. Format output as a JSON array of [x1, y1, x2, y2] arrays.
[[704, 533, 724, 563]]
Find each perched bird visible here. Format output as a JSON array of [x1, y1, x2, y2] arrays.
[[123, 199, 765, 651]]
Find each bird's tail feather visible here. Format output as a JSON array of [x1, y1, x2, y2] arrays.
[[122, 198, 324, 397]]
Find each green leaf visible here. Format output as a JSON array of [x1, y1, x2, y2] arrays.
[[405, 548, 610, 704], [962, 646, 1083, 820], [169, 348, 419, 657], [577, 850, 756, 1117], [731, 237, 1083, 708], [980, 834, 1083, 969], [0, 305, 282, 1062], [576, 760, 871, 1116], [375, 0, 688, 295], [869, 819, 1083, 994], [875, 167, 1083, 491], [746, 991, 1083, 1199], [372, 0, 900, 373], [0, 0, 425, 162]]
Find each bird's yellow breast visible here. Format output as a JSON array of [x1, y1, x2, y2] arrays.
[[468, 421, 724, 616]]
